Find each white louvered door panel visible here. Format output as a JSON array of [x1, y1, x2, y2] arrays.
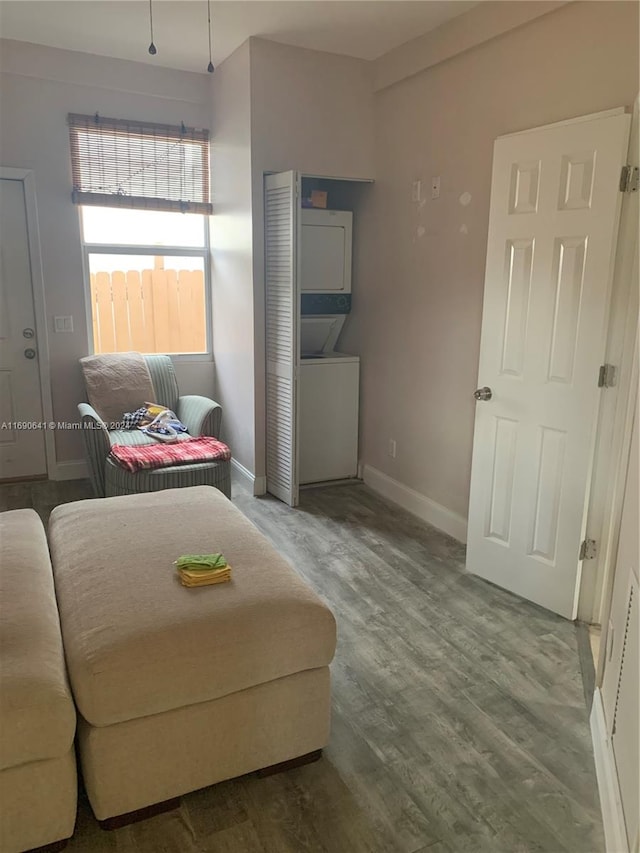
[[612, 575, 639, 851], [265, 171, 300, 506]]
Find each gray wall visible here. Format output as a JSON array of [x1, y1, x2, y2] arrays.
[[210, 40, 255, 473], [345, 0, 639, 520], [0, 40, 213, 468]]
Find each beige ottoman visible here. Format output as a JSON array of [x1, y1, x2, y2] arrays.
[[49, 486, 336, 823], [0, 510, 77, 853]]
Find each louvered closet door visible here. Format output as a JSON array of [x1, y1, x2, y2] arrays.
[[603, 401, 639, 849], [612, 573, 639, 850], [265, 171, 300, 506]]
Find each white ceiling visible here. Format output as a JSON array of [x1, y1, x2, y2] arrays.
[[0, 1, 478, 74]]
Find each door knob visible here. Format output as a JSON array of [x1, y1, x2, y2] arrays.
[[474, 386, 492, 401], [24, 348, 36, 360]]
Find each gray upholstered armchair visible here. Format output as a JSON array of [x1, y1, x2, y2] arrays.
[[78, 354, 231, 499]]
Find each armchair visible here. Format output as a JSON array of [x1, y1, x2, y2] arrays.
[[78, 354, 230, 499]]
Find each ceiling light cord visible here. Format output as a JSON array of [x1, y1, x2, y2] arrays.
[[207, 0, 215, 73], [148, 0, 157, 55]]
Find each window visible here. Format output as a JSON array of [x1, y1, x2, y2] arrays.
[[69, 113, 212, 356], [81, 207, 210, 356]]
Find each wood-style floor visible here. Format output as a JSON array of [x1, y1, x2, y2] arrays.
[[0, 477, 604, 853]]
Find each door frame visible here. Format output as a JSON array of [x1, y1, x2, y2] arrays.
[[577, 96, 640, 626], [0, 167, 55, 477]]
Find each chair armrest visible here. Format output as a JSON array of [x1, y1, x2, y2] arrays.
[[77, 403, 110, 497], [177, 395, 222, 439]]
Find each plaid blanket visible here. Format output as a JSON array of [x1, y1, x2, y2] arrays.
[[109, 437, 231, 473]]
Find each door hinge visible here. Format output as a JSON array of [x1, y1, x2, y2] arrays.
[[579, 539, 597, 560], [598, 363, 616, 388], [619, 165, 639, 193]]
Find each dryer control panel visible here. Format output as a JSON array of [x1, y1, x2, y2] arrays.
[[301, 293, 351, 315]]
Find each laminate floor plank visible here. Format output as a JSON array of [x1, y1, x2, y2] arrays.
[[197, 820, 266, 853], [182, 780, 251, 840], [0, 482, 33, 511], [1, 477, 604, 852], [326, 712, 437, 852], [119, 808, 200, 853], [240, 771, 331, 853]]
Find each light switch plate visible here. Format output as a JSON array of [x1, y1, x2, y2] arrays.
[[54, 315, 74, 333]]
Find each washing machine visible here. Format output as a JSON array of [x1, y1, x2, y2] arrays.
[[299, 352, 359, 484]]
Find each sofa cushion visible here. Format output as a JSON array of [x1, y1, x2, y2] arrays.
[[0, 510, 76, 770], [49, 487, 336, 727]]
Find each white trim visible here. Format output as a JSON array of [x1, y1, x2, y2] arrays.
[[231, 457, 253, 488], [231, 458, 267, 496], [587, 327, 639, 630], [499, 107, 626, 139], [78, 209, 213, 359], [579, 95, 639, 626], [0, 167, 30, 180], [590, 687, 629, 853], [253, 475, 267, 496], [52, 459, 89, 481], [0, 167, 56, 477], [362, 464, 467, 543]]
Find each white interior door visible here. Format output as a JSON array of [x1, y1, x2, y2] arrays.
[[265, 171, 300, 506], [0, 178, 46, 480], [467, 110, 631, 619]]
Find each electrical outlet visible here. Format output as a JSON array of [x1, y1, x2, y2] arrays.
[[388, 439, 397, 459], [411, 180, 422, 202], [431, 176, 441, 199]]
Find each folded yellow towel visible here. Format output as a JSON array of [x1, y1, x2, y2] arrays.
[[179, 570, 231, 588], [179, 567, 229, 579]]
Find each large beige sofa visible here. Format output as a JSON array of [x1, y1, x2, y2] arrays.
[[48, 486, 336, 823], [0, 510, 77, 853]]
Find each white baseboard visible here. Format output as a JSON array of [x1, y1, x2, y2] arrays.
[[590, 687, 629, 853], [231, 458, 267, 496], [51, 459, 89, 481], [362, 464, 467, 543], [231, 458, 253, 488]]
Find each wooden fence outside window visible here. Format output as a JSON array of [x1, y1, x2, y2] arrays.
[[89, 257, 207, 354]]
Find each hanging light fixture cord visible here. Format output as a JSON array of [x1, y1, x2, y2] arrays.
[[207, 0, 215, 73], [148, 0, 157, 55]]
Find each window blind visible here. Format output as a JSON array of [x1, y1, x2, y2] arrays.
[[68, 113, 212, 215]]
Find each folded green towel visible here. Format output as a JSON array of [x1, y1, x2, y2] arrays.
[[175, 553, 228, 572]]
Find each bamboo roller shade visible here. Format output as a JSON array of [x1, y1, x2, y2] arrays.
[[68, 113, 212, 215]]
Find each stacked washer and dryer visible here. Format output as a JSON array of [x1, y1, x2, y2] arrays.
[[298, 208, 360, 485]]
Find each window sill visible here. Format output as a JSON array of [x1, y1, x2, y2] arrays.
[[162, 353, 214, 364]]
